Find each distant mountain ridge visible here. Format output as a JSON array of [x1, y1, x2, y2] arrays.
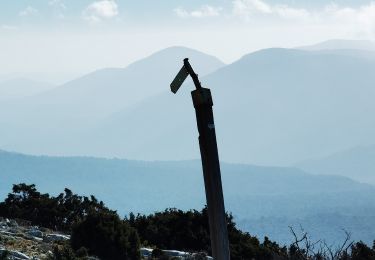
[[1, 39, 375, 247], [0, 150, 374, 245], [30, 46, 224, 117], [298, 39, 375, 51], [72, 47, 375, 165], [1, 41, 375, 167], [0, 46, 224, 156], [0, 78, 54, 101], [296, 145, 375, 185]]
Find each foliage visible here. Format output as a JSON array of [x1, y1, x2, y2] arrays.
[[1, 184, 375, 259], [71, 211, 140, 260], [129, 207, 286, 259], [129, 207, 375, 260], [0, 184, 140, 259], [129, 208, 210, 251], [0, 250, 9, 260], [50, 243, 79, 260], [351, 241, 375, 260], [0, 183, 111, 231], [286, 226, 375, 260]]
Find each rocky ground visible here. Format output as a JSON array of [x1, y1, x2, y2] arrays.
[[1, 217, 212, 259], [0, 217, 69, 259], [140, 248, 213, 259]]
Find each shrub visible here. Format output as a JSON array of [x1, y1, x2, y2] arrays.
[[71, 211, 140, 260]]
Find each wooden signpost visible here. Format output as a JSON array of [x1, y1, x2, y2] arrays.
[[170, 58, 230, 260]]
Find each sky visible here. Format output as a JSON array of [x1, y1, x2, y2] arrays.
[[1, 0, 375, 84]]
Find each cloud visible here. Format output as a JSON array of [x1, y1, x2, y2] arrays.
[[323, 3, 375, 35], [174, 5, 222, 18], [231, 0, 375, 38], [174, 8, 189, 18], [232, 0, 308, 20], [49, 0, 67, 10], [49, 0, 67, 19], [83, 0, 119, 23], [18, 6, 39, 17], [232, 0, 271, 16], [1, 25, 18, 31]]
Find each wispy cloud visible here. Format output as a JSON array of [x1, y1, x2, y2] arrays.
[[232, 0, 375, 22], [18, 6, 39, 17], [49, 0, 67, 19], [174, 5, 222, 18], [1, 24, 18, 31], [232, 0, 309, 20], [323, 3, 375, 37], [83, 0, 119, 23], [48, 0, 67, 10], [231, 0, 375, 38]]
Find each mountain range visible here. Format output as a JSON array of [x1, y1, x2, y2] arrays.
[[0, 39, 374, 174], [1, 41, 375, 246], [0, 78, 54, 101], [296, 145, 375, 185], [78, 46, 375, 166], [0, 47, 223, 155], [299, 39, 375, 51], [0, 150, 374, 245]]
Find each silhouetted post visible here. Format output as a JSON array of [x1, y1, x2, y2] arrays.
[[170, 58, 230, 260]]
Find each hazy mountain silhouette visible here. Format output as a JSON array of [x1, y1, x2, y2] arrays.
[[298, 39, 375, 51], [0, 46, 224, 155], [0, 73, 18, 83], [76, 47, 375, 166], [0, 78, 54, 101], [27, 46, 224, 117], [1, 43, 375, 167], [0, 150, 374, 245], [296, 145, 375, 185]]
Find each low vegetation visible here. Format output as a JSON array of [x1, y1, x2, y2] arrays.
[[1, 183, 375, 259]]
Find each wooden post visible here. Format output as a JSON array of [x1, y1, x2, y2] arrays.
[[191, 87, 230, 260], [170, 59, 230, 259]]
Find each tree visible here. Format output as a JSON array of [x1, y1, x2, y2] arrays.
[[71, 211, 140, 260], [0, 183, 112, 231], [351, 242, 375, 260], [129, 207, 286, 259]]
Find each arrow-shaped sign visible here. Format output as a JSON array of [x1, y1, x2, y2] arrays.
[[170, 65, 189, 94]]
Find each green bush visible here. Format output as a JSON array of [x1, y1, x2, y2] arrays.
[[0, 183, 111, 231], [71, 211, 140, 260], [129, 207, 286, 259]]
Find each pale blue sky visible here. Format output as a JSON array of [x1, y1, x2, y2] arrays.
[[1, 1, 373, 26], [1, 0, 375, 83]]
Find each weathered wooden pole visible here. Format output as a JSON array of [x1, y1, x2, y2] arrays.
[[170, 58, 230, 260]]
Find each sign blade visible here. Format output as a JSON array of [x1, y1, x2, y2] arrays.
[[170, 65, 189, 94]]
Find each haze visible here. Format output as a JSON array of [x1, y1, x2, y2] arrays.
[[1, 0, 375, 83], [1, 0, 375, 247]]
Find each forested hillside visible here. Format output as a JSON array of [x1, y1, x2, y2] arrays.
[[1, 150, 375, 245], [1, 184, 375, 260]]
